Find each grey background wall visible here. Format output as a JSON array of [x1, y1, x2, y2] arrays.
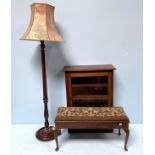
[[11, 0, 143, 124]]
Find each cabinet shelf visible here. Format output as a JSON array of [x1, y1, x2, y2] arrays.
[[72, 83, 107, 88], [73, 95, 108, 101]]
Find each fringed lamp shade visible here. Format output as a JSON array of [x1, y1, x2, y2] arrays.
[[21, 3, 64, 42]]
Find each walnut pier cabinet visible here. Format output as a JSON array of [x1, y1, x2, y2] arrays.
[[64, 64, 115, 133]]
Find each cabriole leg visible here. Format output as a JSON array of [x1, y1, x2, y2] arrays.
[[124, 128, 129, 151], [54, 128, 59, 151]]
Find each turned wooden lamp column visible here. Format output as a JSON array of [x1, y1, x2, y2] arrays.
[[21, 3, 64, 141]]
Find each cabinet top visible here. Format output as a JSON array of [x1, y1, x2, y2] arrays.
[[64, 64, 115, 72]]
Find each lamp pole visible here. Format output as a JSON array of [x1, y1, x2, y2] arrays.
[[40, 41, 49, 128], [36, 41, 54, 141]]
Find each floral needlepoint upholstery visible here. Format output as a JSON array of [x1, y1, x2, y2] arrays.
[[55, 107, 129, 121]]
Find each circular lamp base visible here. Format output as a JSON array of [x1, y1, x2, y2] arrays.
[[36, 126, 55, 141]]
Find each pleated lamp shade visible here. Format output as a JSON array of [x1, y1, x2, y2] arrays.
[[21, 3, 64, 42]]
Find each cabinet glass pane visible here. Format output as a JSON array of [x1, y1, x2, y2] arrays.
[[71, 76, 109, 107], [72, 76, 108, 95], [72, 76, 108, 84]]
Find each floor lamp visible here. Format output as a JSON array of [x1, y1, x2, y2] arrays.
[[21, 3, 64, 141]]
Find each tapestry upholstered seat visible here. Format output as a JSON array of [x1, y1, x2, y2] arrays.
[[55, 107, 129, 121]]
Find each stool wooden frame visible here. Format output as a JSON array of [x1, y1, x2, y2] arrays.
[[54, 120, 129, 151]]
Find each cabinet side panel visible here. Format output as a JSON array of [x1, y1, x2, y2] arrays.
[[65, 73, 73, 106], [108, 71, 113, 107]]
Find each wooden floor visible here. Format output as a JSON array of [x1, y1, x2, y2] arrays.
[[12, 124, 142, 155]]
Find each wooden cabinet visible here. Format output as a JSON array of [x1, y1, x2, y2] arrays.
[[64, 65, 115, 108]]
